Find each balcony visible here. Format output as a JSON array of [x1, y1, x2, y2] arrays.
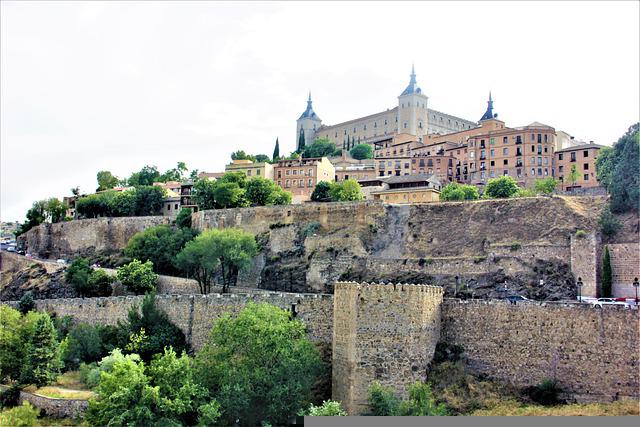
[[516, 161, 523, 167], [479, 155, 486, 160]]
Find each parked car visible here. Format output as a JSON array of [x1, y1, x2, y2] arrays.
[[6, 246, 16, 252], [56, 259, 67, 265], [591, 298, 634, 308]]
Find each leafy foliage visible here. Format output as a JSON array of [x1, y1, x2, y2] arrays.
[[195, 302, 323, 426], [0, 307, 44, 382], [273, 138, 280, 161], [20, 314, 61, 387], [66, 257, 92, 295], [176, 228, 258, 293], [599, 205, 621, 237], [534, 177, 557, 195], [175, 208, 193, 229], [245, 177, 292, 206], [0, 384, 20, 409], [523, 379, 564, 406], [329, 179, 364, 202], [310, 181, 332, 202], [96, 170, 119, 191], [17, 291, 35, 315], [0, 401, 40, 426], [440, 183, 479, 201], [302, 138, 340, 158], [16, 197, 67, 235], [368, 381, 400, 415], [86, 269, 115, 297], [304, 400, 347, 416], [117, 259, 158, 295], [596, 123, 639, 212], [127, 165, 161, 187], [75, 186, 165, 218], [63, 324, 105, 370], [125, 225, 198, 276], [368, 381, 447, 416], [350, 143, 373, 160], [484, 176, 519, 198]]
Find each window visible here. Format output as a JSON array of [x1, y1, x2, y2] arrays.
[[571, 152, 576, 162], [503, 159, 508, 165], [538, 157, 542, 166], [344, 130, 347, 135], [490, 138, 495, 145], [503, 170, 509, 176], [404, 122, 408, 129], [544, 134, 548, 143], [584, 174, 589, 181], [470, 152, 475, 159], [167, 205, 171, 211], [292, 170, 297, 175], [537, 134, 542, 143], [583, 163, 589, 170], [257, 169, 261, 175], [285, 179, 290, 187], [516, 135, 522, 144], [308, 179, 313, 187], [531, 145, 535, 153], [503, 136, 508, 144], [559, 165, 564, 173], [364, 125, 367, 130], [538, 168, 542, 176], [419, 121, 423, 128], [583, 150, 589, 157], [308, 168, 313, 176], [558, 153, 564, 160], [531, 133, 535, 141], [490, 149, 495, 157], [286, 170, 290, 176], [544, 157, 548, 165], [247, 170, 252, 176], [277, 171, 282, 178], [384, 119, 388, 125], [531, 168, 535, 176], [503, 148, 508, 155], [490, 160, 495, 167]]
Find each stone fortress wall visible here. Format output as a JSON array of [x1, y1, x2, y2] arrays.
[[10, 284, 638, 414]]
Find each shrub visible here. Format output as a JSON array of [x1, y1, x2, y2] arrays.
[[87, 269, 114, 297], [80, 349, 134, 389], [303, 221, 320, 237], [175, 207, 193, 229], [534, 177, 557, 195], [329, 179, 364, 202], [124, 225, 198, 276], [63, 324, 106, 370], [524, 379, 563, 406], [0, 401, 40, 427], [195, 302, 322, 426], [440, 183, 479, 201], [398, 382, 448, 416], [17, 292, 35, 315], [599, 205, 621, 237], [350, 143, 374, 160], [0, 384, 20, 409], [20, 314, 61, 387], [432, 342, 464, 364], [575, 229, 587, 238], [116, 259, 158, 295], [66, 257, 92, 296], [304, 400, 347, 416], [510, 242, 522, 251], [368, 381, 400, 415], [484, 176, 519, 198], [311, 181, 332, 202], [513, 187, 537, 198]]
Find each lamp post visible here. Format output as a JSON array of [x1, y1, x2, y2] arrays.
[[633, 277, 639, 305], [576, 277, 583, 303]]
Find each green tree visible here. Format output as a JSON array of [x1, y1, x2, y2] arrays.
[[127, 165, 161, 187], [484, 176, 519, 198], [195, 302, 323, 426], [66, 257, 93, 296], [159, 161, 189, 182], [441, 183, 479, 201], [213, 182, 246, 209], [125, 225, 197, 276], [0, 402, 40, 426], [176, 228, 258, 293], [329, 179, 364, 202], [595, 146, 615, 189], [175, 208, 193, 229], [231, 150, 256, 162], [271, 186, 292, 205], [568, 164, 580, 189], [63, 323, 105, 369], [191, 178, 217, 210], [302, 138, 336, 158], [350, 143, 374, 160], [599, 204, 621, 237], [608, 124, 640, 212], [534, 177, 558, 195], [304, 400, 347, 416], [96, 171, 119, 191], [45, 198, 67, 223], [602, 245, 612, 298], [311, 181, 332, 202], [117, 260, 158, 295], [17, 291, 35, 315], [21, 314, 61, 387], [133, 186, 165, 216], [273, 137, 280, 161], [0, 308, 44, 382], [254, 154, 270, 163], [245, 177, 291, 206], [86, 269, 114, 297], [297, 128, 306, 153], [16, 200, 47, 236]]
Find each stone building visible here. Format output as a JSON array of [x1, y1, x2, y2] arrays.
[[273, 157, 335, 203], [329, 151, 376, 183], [555, 143, 603, 190], [224, 159, 274, 180], [369, 173, 441, 204], [297, 66, 476, 148]]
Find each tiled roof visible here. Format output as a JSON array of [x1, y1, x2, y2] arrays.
[[555, 143, 605, 153]]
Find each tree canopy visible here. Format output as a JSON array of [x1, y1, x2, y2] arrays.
[[484, 176, 519, 198], [192, 173, 291, 210], [96, 171, 119, 191], [302, 138, 341, 158], [125, 225, 198, 276], [440, 183, 479, 201], [350, 143, 374, 160], [75, 186, 165, 219], [329, 179, 364, 202]]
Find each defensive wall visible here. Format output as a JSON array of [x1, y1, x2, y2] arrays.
[[608, 242, 640, 298], [6, 284, 638, 414]]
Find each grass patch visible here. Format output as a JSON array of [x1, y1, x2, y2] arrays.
[[52, 371, 87, 391], [30, 386, 95, 400], [471, 399, 640, 416]]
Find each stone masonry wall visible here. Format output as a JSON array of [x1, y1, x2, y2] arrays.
[[570, 232, 601, 297], [332, 282, 444, 415], [440, 299, 640, 402], [608, 243, 640, 298], [30, 293, 333, 351], [18, 216, 170, 259]]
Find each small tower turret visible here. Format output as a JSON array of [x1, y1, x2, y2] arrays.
[[397, 65, 429, 138], [296, 92, 322, 148]]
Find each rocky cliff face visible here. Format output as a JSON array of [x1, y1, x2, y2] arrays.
[[16, 197, 607, 299]]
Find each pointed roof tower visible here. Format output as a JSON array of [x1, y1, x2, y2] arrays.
[[298, 92, 321, 121], [400, 64, 422, 96], [480, 92, 495, 121]]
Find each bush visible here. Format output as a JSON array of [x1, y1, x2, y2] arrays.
[[602, 246, 612, 298], [195, 302, 323, 426], [303, 221, 320, 237], [368, 381, 400, 415], [398, 382, 448, 416], [598, 205, 621, 237], [63, 324, 106, 370], [175, 208, 192, 229], [124, 225, 198, 276], [0, 401, 40, 427], [350, 144, 373, 160], [0, 384, 20, 409], [432, 342, 464, 364], [523, 379, 563, 406], [575, 229, 587, 238], [66, 257, 92, 296], [329, 179, 364, 202], [510, 242, 522, 251], [87, 269, 114, 297], [534, 177, 557, 195], [311, 181, 332, 202], [116, 259, 158, 295], [440, 183, 479, 201], [484, 176, 519, 198], [17, 292, 35, 315], [80, 349, 134, 389], [513, 187, 537, 198], [304, 400, 347, 416]]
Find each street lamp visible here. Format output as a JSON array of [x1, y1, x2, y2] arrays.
[[576, 277, 583, 303], [633, 277, 639, 304]]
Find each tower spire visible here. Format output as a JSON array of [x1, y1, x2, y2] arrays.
[[480, 91, 495, 121], [400, 64, 421, 96]]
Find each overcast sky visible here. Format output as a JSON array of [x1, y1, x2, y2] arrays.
[[1, 1, 638, 222]]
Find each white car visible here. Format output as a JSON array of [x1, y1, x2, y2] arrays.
[[591, 298, 634, 308], [56, 259, 67, 265]]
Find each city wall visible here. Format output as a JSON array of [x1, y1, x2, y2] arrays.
[[8, 287, 637, 413], [608, 242, 640, 298]]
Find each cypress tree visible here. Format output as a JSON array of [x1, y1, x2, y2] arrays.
[[272, 137, 280, 161], [297, 128, 306, 154], [601, 245, 612, 297], [21, 314, 61, 386]]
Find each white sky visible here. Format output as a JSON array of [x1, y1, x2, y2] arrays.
[[1, 1, 639, 222]]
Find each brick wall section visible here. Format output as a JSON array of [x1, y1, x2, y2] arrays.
[[570, 232, 601, 297], [332, 282, 443, 415], [440, 299, 640, 402], [608, 243, 640, 298]]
